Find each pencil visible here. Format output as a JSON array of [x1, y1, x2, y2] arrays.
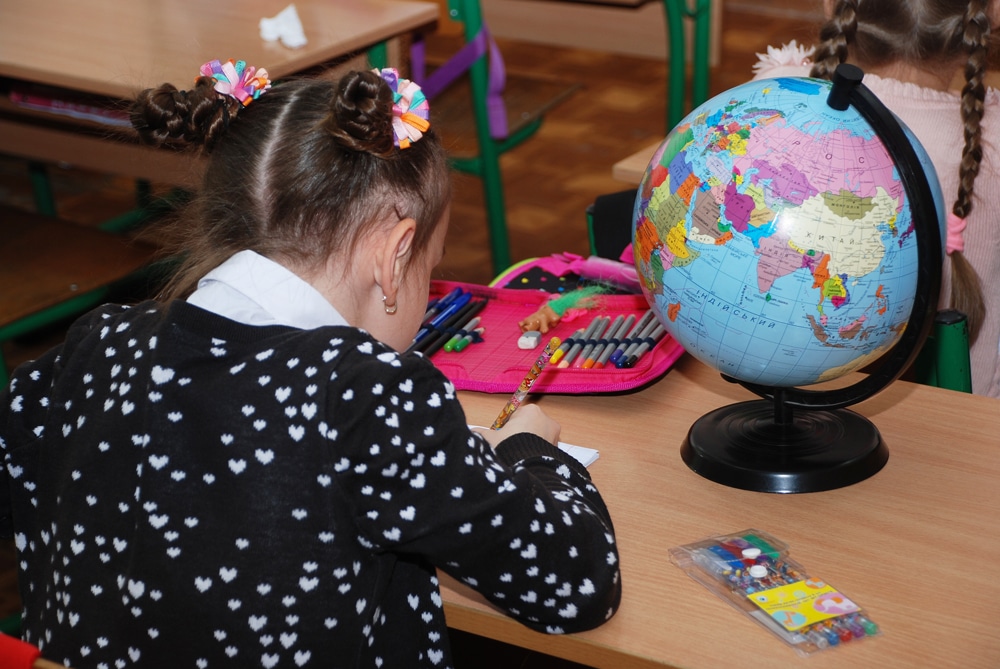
[[490, 336, 561, 430]]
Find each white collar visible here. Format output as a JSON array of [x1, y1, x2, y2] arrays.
[[187, 250, 348, 329]]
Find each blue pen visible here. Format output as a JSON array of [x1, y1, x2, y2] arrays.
[[422, 287, 463, 323], [409, 291, 472, 350]]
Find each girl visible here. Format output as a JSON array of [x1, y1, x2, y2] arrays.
[[0, 63, 621, 667], [753, 0, 1000, 398]]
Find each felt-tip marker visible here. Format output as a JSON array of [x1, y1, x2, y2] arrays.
[[614, 316, 659, 368], [548, 329, 581, 366], [583, 314, 626, 369], [619, 323, 665, 368], [572, 317, 609, 368], [452, 327, 485, 352], [558, 316, 604, 368], [608, 310, 654, 366], [443, 316, 482, 352]]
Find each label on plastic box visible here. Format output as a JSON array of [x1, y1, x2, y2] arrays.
[[747, 579, 860, 631]]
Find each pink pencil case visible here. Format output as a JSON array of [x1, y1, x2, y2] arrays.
[[424, 280, 685, 394]]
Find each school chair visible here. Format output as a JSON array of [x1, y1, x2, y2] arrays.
[[0, 206, 160, 386], [411, 0, 580, 274], [913, 309, 973, 392], [0, 630, 70, 669], [23, 161, 161, 234], [661, 0, 713, 131]]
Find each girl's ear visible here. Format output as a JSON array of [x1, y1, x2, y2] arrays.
[[374, 217, 417, 307]]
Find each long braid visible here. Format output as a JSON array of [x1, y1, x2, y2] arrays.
[[809, 0, 858, 79], [809, 0, 991, 342], [949, 0, 990, 340]]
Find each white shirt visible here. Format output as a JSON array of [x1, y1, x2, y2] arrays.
[[187, 250, 348, 329]]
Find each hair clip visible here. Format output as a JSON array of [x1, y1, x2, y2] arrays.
[[199, 59, 271, 106], [946, 212, 967, 255], [374, 67, 430, 149]]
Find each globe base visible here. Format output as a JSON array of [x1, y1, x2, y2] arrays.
[[681, 400, 888, 493]]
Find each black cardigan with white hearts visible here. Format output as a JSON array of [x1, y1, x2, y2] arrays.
[[0, 300, 621, 668]]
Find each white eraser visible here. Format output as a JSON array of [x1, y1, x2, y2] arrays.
[[517, 331, 542, 349]]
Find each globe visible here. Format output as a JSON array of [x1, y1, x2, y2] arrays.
[[633, 65, 944, 493]]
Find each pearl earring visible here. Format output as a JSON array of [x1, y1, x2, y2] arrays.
[[382, 295, 398, 315]]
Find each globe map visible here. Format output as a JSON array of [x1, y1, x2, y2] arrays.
[[633, 76, 942, 388]]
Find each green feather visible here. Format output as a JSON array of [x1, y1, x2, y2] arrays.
[[547, 285, 608, 316]]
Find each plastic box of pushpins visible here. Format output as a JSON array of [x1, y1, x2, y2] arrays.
[[668, 529, 880, 655]]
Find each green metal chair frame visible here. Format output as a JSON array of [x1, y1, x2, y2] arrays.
[[1, 288, 118, 388], [583, 0, 713, 248], [0, 201, 176, 387], [437, 0, 558, 274], [914, 309, 973, 392], [662, 0, 713, 130]]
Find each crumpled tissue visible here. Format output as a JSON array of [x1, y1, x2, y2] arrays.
[[260, 4, 307, 49]]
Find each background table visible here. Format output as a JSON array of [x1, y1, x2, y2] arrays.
[[450, 355, 1000, 668], [0, 0, 439, 187], [612, 141, 659, 184]]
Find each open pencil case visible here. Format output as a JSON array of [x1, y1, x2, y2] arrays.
[[423, 279, 684, 394]]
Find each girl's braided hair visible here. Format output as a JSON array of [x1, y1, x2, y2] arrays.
[[131, 69, 450, 301], [810, 0, 992, 341]]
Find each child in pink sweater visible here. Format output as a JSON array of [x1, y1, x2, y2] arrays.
[[753, 0, 1000, 398]]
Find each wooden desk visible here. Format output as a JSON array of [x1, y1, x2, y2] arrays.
[[0, 0, 438, 187], [612, 140, 659, 184], [449, 355, 1000, 668]]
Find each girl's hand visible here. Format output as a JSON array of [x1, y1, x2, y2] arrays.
[[472, 404, 561, 449]]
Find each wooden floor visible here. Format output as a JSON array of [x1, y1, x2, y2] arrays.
[[0, 3, 819, 664]]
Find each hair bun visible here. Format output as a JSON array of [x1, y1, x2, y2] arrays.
[[330, 70, 395, 156], [131, 78, 236, 151]]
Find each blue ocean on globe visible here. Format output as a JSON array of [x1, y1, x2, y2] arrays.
[[633, 76, 944, 387]]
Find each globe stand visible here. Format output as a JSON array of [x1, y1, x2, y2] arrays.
[[681, 392, 889, 494], [673, 65, 941, 493]]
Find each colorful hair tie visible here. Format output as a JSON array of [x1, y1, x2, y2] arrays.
[[199, 59, 271, 107], [946, 212, 967, 255], [374, 67, 430, 149]]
